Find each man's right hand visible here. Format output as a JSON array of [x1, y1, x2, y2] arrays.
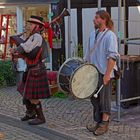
[[103, 73, 110, 86]]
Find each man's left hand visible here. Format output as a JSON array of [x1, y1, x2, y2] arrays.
[[103, 74, 110, 85]]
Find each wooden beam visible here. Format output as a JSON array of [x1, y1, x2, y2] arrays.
[[77, 8, 83, 45], [124, 0, 129, 55], [71, 0, 139, 8], [106, 6, 111, 17]]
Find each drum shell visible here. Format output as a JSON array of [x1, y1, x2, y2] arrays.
[[57, 58, 84, 93]]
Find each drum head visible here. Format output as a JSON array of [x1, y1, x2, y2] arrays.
[[70, 64, 99, 99]]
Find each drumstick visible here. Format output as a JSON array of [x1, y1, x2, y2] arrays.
[[94, 84, 104, 98]]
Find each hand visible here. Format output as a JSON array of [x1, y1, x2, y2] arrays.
[[103, 74, 110, 86], [9, 48, 15, 54]]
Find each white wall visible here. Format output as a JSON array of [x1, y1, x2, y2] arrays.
[[65, 9, 77, 57], [112, 6, 140, 55], [128, 6, 140, 55], [82, 8, 96, 55]]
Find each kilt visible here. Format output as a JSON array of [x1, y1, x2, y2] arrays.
[[17, 64, 50, 99]]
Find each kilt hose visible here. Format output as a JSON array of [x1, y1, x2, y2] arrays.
[[17, 64, 50, 99]]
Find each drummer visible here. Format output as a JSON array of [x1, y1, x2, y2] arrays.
[[84, 10, 119, 136]]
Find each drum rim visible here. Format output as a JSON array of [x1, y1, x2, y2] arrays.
[[70, 64, 99, 99], [57, 57, 84, 93]]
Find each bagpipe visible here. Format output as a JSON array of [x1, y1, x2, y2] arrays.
[[9, 8, 70, 65]]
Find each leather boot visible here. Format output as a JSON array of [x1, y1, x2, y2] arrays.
[[21, 99, 36, 121], [93, 121, 109, 136], [0, 133, 4, 139], [28, 102, 46, 125], [86, 122, 100, 132]]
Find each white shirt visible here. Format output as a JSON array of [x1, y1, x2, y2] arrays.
[[84, 29, 120, 78], [20, 33, 43, 53]]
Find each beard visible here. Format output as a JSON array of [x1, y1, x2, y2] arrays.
[[94, 22, 102, 29]]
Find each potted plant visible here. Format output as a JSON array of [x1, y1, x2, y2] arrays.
[[72, 44, 83, 58], [52, 38, 62, 49]]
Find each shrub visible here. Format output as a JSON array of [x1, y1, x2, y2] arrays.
[[0, 60, 16, 87]]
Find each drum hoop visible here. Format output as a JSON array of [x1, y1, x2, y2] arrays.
[[70, 64, 99, 99], [57, 57, 84, 93]]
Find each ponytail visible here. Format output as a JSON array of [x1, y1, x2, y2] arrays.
[[107, 19, 114, 32]]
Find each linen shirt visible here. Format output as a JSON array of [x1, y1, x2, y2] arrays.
[[84, 28, 120, 78], [20, 33, 43, 53]]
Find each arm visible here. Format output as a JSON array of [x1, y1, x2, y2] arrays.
[[16, 33, 42, 54], [103, 58, 116, 85], [104, 32, 120, 85]]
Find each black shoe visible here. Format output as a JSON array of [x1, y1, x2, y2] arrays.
[[28, 118, 45, 125], [21, 114, 36, 121]]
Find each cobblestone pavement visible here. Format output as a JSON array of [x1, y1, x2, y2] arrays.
[[0, 86, 140, 140], [0, 122, 48, 140]]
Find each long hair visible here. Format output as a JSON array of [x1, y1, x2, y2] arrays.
[[96, 10, 114, 31]]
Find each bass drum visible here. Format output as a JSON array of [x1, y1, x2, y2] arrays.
[[58, 58, 99, 99]]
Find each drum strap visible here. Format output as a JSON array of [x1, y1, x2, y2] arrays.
[[89, 29, 109, 56]]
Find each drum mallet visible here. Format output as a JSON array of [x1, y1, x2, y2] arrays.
[[94, 84, 104, 98]]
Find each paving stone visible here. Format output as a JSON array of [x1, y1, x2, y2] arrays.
[[0, 86, 140, 140]]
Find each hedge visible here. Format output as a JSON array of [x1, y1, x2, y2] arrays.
[[0, 60, 16, 87]]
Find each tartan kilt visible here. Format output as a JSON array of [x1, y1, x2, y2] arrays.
[[17, 68, 50, 99]]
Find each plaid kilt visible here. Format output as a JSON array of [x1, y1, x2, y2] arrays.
[[17, 66, 50, 99]]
